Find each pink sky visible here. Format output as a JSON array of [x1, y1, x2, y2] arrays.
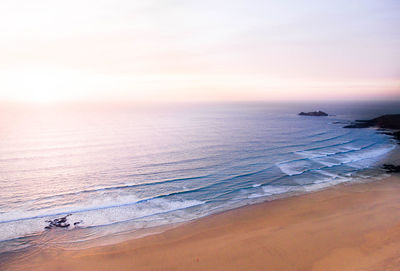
[[0, 0, 399, 103]]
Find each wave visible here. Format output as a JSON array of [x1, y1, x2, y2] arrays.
[[248, 185, 295, 199], [0, 198, 205, 243], [0, 114, 396, 251], [3, 140, 393, 225], [298, 138, 360, 153], [0, 190, 205, 225], [276, 143, 394, 177], [4, 174, 211, 207]]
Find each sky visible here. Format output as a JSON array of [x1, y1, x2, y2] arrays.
[[0, 0, 399, 103]]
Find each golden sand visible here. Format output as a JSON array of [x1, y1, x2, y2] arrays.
[[5, 175, 400, 271]]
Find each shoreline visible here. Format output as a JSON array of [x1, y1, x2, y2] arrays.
[[2, 145, 394, 256], [0, 112, 397, 258], [3, 147, 400, 270], [64, 145, 400, 249], [5, 176, 400, 271]]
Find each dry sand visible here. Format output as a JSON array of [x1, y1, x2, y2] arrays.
[[4, 174, 400, 271]]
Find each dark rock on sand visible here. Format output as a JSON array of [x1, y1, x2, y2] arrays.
[[45, 215, 83, 230], [45, 214, 72, 229], [299, 111, 328, 116], [393, 131, 400, 142], [382, 164, 400, 173]]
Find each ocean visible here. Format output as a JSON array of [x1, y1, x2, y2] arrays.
[[0, 101, 398, 254]]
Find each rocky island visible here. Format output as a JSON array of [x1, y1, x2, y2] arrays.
[[298, 111, 328, 116]]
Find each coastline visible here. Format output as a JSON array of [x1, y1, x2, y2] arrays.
[[3, 147, 400, 271]]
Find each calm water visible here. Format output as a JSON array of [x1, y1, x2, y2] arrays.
[[0, 102, 398, 253]]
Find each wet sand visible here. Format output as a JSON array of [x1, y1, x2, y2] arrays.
[[4, 173, 400, 271]]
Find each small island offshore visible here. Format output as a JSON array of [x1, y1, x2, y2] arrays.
[[299, 111, 328, 116]]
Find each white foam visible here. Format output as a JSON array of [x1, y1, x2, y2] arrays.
[[248, 185, 295, 199], [0, 198, 204, 242], [303, 177, 351, 192], [312, 157, 340, 167], [0, 193, 141, 223], [262, 185, 294, 195], [288, 143, 395, 173], [335, 144, 395, 167], [296, 150, 331, 159], [317, 170, 342, 179], [276, 159, 319, 176]]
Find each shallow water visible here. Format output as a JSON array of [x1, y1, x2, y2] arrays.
[[0, 101, 398, 253]]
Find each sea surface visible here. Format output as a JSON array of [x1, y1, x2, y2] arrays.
[[0, 101, 398, 254]]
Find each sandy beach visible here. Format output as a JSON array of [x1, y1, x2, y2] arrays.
[[3, 170, 400, 270]]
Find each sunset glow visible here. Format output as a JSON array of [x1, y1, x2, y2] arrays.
[[0, 0, 399, 103]]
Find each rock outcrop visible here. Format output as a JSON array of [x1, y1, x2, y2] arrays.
[[45, 214, 71, 229], [382, 164, 400, 173], [344, 114, 400, 145], [45, 214, 82, 229], [345, 115, 400, 174], [344, 114, 400, 129]]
